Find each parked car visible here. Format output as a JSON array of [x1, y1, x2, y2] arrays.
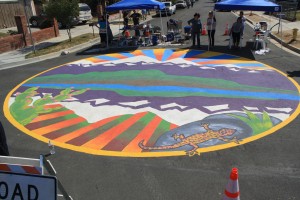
[[78, 3, 93, 24], [176, 0, 187, 8], [29, 14, 79, 29], [156, 1, 176, 16], [29, 13, 48, 27]]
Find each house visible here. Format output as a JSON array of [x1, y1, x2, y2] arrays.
[[0, 0, 36, 29]]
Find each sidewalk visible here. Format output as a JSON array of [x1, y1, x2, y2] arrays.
[[0, 12, 153, 70], [1, 11, 300, 70], [241, 11, 300, 54]]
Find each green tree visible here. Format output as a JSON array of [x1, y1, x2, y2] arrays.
[[45, 0, 79, 41]]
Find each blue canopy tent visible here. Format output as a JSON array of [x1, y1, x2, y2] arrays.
[[105, 0, 166, 48], [214, 0, 281, 12], [106, 0, 165, 11]]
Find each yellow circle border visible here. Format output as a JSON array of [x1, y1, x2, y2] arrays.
[[3, 50, 300, 157]]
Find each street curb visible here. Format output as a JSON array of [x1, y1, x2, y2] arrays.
[[0, 15, 155, 70], [269, 34, 300, 54], [0, 38, 100, 70]]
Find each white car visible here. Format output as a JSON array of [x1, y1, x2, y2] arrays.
[[78, 3, 93, 24], [176, 0, 187, 8], [156, 2, 176, 16]]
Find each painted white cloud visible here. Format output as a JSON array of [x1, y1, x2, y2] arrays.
[[124, 63, 137, 66], [63, 97, 79, 102], [160, 103, 187, 109], [199, 66, 216, 70], [243, 106, 259, 111], [59, 101, 208, 126], [42, 93, 53, 97], [228, 68, 240, 72], [266, 107, 293, 113], [248, 70, 260, 73], [102, 63, 116, 66], [168, 58, 201, 66], [85, 98, 110, 105], [108, 56, 160, 65], [119, 100, 150, 107], [203, 104, 229, 112]]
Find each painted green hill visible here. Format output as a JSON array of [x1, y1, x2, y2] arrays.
[[27, 70, 296, 94]]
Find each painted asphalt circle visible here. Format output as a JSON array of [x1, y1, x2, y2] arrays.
[[4, 49, 300, 157]]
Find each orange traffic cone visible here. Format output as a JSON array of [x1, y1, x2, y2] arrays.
[[223, 168, 240, 200], [201, 23, 207, 35], [224, 23, 229, 36]]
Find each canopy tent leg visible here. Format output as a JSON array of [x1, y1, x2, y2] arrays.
[[119, 11, 121, 41], [280, 12, 283, 51], [160, 10, 164, 44], [106, 14, 109, 49]]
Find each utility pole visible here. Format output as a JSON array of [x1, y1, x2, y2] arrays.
[[23, 0, 36, 54]]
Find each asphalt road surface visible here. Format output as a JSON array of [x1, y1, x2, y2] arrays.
[[1, 1, 300, 199]]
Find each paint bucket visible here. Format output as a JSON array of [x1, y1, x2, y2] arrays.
[[144, 37, 150, 46], [125, 30, 130, 38], [184, 26, 191, 34], [152, 35, 158, 45]]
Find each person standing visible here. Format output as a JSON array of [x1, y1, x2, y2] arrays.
[[0, 122, 9, 156], [96, 15, 113, 47], [141, 9, 147, 20], [122, 10, 129, 27], [130, 10, 142, 36], [239, 11, 246, 36], [230, 17, 243, 49], [207, 11, 216, 47], [186, 0, 191, 9], [188, 13, 202, 48]]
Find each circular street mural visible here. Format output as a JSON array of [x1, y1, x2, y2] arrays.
[[4, 49, 300, 157]]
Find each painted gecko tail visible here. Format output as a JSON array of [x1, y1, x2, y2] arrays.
[[139, 140, 184, 151]]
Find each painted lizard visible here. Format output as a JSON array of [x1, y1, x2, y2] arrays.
[[139, 123, 241, 156]]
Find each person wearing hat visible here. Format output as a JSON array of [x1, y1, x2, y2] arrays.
[[188, 13, 202, 48]]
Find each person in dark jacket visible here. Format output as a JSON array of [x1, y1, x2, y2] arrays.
[[130, 10, 142, 36], [96, 14, 113, 47], [230, 17, 243, 49], [0, 122, 9, 156], [186, 0, 191, 8], [188, 13, 202, 48]]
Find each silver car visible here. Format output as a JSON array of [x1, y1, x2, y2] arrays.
[[176, 0, 187, 8]]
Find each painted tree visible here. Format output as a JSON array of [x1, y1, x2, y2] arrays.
[[10, 87, 88, 126], [45, 0, 79, 41]]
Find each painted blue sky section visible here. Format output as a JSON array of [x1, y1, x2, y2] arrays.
[[161, 49, 175, 61], [183, 50, 205, 58], [204, 63, 265, 67], [234, 63, 265, 67], [23, 83, 300, 101], [120, 52, 136, 58], [142, 50, 157, 60], [95, 55, 119, 61]]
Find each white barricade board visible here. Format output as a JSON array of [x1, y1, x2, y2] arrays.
[[0, 171, 57, 200]]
